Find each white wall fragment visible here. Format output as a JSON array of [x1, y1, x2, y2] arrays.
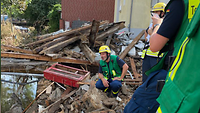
[[135, 40, 145, 50], [128, 47, 136, 56]]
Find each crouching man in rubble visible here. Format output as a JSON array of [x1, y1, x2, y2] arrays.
[[95, 45, 129, 98]]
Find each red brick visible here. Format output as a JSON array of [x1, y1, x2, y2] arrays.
[[61, 0, 115, 27]]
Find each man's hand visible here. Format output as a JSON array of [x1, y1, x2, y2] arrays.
[[98, 73, 109, 87], [113, 77, 122, 81], [152, 16, 163, 26], [148, 27, 153, 35], [102, 78, 109, 87]]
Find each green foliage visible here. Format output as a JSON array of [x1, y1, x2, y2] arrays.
[[23, 0, 60, 33], [1, 76, 35, 113], [1, 0, 31, 18], [1, 83, 14, 113], [20, 84, 35, 108], [47, 4, 61, 32]]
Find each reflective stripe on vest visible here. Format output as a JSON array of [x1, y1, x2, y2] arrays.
[[167, 0, 199, 80], [104, 76, 109, 80], [141, 47, 164, 59], [156, 107, 162, 113], [156, 1, 199, 113], [156, 37, 190, 113], [168, 37, 189, 81], [103, 77, 124, 81], [156, 37, 189, 113]]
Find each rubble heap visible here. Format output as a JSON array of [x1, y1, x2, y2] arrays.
[[2, 20, 146, 113]]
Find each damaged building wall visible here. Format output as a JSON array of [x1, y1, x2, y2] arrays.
[[114, 0, 150, 40], [114, 0, 151, 29]]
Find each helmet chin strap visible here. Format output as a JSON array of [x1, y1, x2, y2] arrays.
[[159, 11, 164, 18], [103, 53, 110, 62]]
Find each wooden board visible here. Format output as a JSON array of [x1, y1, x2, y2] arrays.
[[119, 30, 145, 59], [1, 45, 33, 54], [1, 52, 98, 66]]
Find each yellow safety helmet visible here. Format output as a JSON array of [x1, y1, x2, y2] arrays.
[[151, 2, 166, 12], [99, 45, 111, 53]]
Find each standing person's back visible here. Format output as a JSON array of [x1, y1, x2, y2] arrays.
[[156, 1, 200, 112], [124, 0, 185, 112], [141, 2, 166, 83]]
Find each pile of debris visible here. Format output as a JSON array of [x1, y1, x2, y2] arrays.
[[2, 20, 146, 113], [24, 75, 139, 113], [1, 20, 145, 75]]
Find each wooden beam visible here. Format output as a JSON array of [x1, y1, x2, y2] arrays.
[[123, 78, 142, 82], [41, 89, 77, 113], [93, 41, 105, 47], [119, 30, 145, 59], [1, 58, 30, 62], [25, 21, 109, 47], [95, 22, 125, 41], [1, 72, 44, 77], [34, 31, 89, 54], [33, 36, 70, 54], [1, 52, 98, 66], [90, 109, 115, 113], [39, 36, 81, 55], [89, 20, 100, 47], [106, 34, 113, 46], [123, 82, 142, 85], [1, 67, 44, 74], [37, 32, 54, 40], [79, 44, 96, 63], [61, 87, 73, 97], [129, 57, 142, 79], [1, 60, 49, 73], [1, 45, 33, 54], [77, 82, 91, 85]]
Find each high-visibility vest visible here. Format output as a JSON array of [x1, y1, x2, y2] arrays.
[[99, 55, 122, 80], [141, 46, 163, 59], [156, 0, 200, 113], [141, 24, 164, 59]]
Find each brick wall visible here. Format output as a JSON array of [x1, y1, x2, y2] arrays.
[[61, 0, 115, 28], [59, 19, 64, 30]]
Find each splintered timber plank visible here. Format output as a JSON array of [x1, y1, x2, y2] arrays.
[[123, 78, 142, 82], [1, 45, 33, 54], [79, 44, 96, 63], [1, 72, 44, 77], [26, 21, 109, 47], [129, 57, 142, 79], [39, 36, 81, 55], [123, 82, 142, 85], [95, 22, 125, 41], [25, 26, 89, 47], [119, 30, 145, 59], [1, 52, 98, 66], [1, 60, 48, 73], [40, 89, 77, 113], [89, 20, 100, 47], [34, 30, 90, 54], [106, 34, 113, 46], [33, 36, 70, 54]]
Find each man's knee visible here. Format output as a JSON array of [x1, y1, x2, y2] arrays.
[[95, 80, 101, 88], [95, 79, 105, 89], [110, 80, 122, 90]]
